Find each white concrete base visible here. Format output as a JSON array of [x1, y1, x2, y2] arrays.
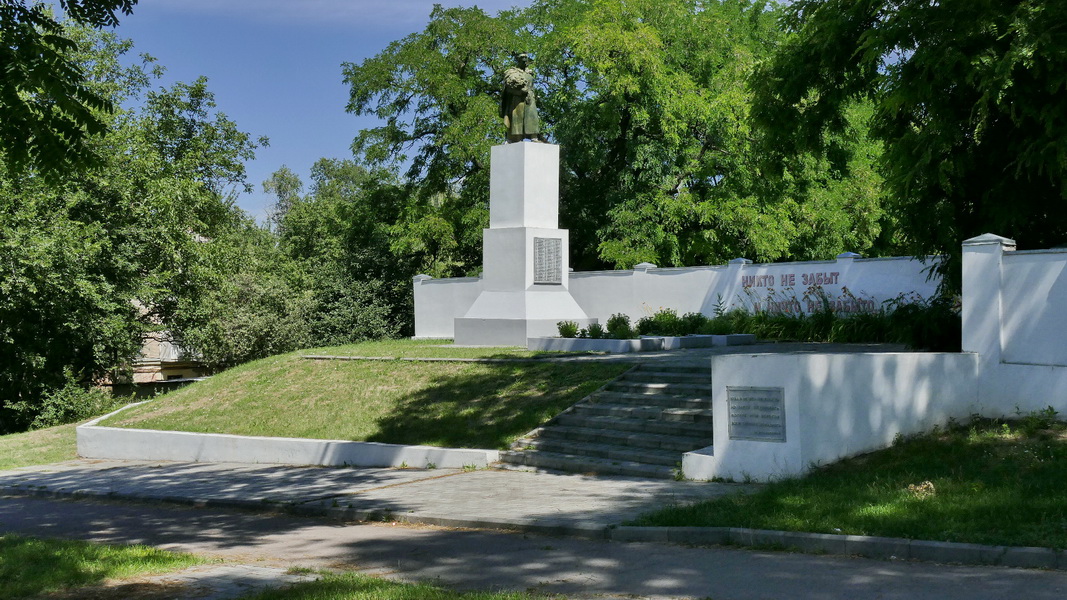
[[455, 289, 593, 346], [77, 404, 499, 469], [682, 352, 979, 482], [526, 334, 757, 353], [528, 337, 650, 353]]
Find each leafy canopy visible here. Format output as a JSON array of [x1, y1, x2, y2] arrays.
[[0, 1, 137, 178], [0, 21, 263, 431], [752, 0, 1067, 284], [342, 0, 894, 276]]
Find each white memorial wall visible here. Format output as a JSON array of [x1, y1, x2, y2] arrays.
[[962, 234, 1067, 415], [415, 254, 941, 340]]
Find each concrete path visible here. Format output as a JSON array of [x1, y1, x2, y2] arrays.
[[0, 459, 746, 535], [3, 493, 1065, 600]]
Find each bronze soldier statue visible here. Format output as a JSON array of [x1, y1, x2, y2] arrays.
[[500, 53, 544, 143]]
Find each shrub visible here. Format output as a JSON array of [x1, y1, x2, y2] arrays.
[[557, 320, 579, 338], [680, 312, 709, 335], [586, 322, 606, 339], [9, 378, 126, 430], [657, 309, 685, 336], [698, 316, 733, 335], [606, 313, 634, 339], [885, 295, 961, 351]]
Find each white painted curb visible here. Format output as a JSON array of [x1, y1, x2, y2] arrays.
[[76, 403, 499, 469]]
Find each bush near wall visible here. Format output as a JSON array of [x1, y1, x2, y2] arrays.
[[559, 295, 961, 352]]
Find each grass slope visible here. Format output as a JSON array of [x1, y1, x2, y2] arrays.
[[103, 340, 629, 450], [634, 415, 1067, 548], [0, 423, 79, 471]]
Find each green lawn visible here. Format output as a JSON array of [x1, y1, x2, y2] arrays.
[[0, 536, 559, 600], [633, 414, 1067, 548], [242, 571, 555, 600], [0, 534, 204, 599], [102, 340, 629, 450], [0, 423, 80, 471], [301, 338, 558, 359]]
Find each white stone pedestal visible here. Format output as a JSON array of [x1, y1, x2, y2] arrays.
[[454, 143, 592, 346]]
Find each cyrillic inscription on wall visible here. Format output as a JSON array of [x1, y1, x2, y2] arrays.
[[534, 237, 562, 284], [727, 386, 786, 442]]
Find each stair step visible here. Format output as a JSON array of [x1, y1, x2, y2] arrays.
[[632, 365, 709, 375], [605, 381, 714, 395], [573, 403, 715, 423], [520, 425, 712, 452], [514, 439, 682, 466], [554, 414, 713, 438], [620, 371, 710, 384], [590, 391, 712, 409], [498, 451, 676, 479]]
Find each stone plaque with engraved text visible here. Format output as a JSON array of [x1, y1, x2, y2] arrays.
[[533, 237, 562, 284], [727, 386, 786, 442]]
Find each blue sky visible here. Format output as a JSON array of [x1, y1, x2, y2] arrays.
[[116, 0, 528, 222]]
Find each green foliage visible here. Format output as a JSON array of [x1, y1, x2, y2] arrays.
[[0, 1, 138, 180], [271, 158, 415, 338], [605, 313, 634, 339], [342, 0, 894, 275], [0, 23, 265, 430], [636, 308, 685, 337], [585, 322, 606, 339], [753, 0, 1067, 287], [691, 293, 961, 351], [557, 320, 579, 338], [171, 228, 314, 370], [18, 379, 124, 430]]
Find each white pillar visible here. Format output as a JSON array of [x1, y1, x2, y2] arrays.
[[454, 143, 591, 346], [961, 233, 1015, 407]]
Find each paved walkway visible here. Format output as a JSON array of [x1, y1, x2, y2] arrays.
[[3, 491, 1066, 600], [0, 459, 747, 535]]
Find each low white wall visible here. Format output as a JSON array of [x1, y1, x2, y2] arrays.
[[77, 406, 498, 469], [962, 236, 1067, 416], [413, 276, 482, 339], [683, 352, 979, 482], [415, 255, 939, 339]]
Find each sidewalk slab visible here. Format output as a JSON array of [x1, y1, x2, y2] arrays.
[[0, 459, 743, 536], [3, 459, 1063, 572]]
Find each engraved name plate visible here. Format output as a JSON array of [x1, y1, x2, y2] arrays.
[[727, 386, 786, 442], [533, 237, 562, 284]]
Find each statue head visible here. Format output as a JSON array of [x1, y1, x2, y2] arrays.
[[516, 53, 531, 68]]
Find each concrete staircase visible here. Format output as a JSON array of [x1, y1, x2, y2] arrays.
[[499, 364, 714, 479]]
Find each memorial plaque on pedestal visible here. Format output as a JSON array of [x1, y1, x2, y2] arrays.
[[727, 386, 786, 442], [534, 237, 562, 284]]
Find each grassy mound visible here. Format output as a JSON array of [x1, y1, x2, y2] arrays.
[[0, 423, 80, 471], [101, 340, 629, 450], [633, 413, 1067, 548]]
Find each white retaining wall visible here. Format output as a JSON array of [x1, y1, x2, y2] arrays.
[[415, 254, 940, 339], [962, 234, 1067, 415], [77, 404, 499, 469], [683, 352, 980, 481]]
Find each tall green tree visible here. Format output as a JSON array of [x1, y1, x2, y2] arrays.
[[270, 159, 408, 341], [0, 1, 137, 178], [0, 22, 263, 431], [751, 0, 1067, 286], [343, 0, 892, 275]]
